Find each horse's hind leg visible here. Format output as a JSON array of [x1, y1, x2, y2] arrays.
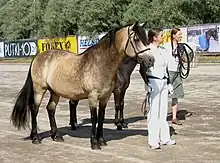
[[46, 90, 63, 142], [30, 88, 46, 144], [69, 100, 79, 130]]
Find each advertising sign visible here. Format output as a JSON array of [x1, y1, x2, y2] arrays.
[[38, 35, 78, 54], [4, 40, 37, 58], [187, 24, 220, 52], [0, 42, 4, 58], [78, 33, 106, 54]]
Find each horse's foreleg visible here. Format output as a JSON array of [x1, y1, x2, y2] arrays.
[[30, 89, 46, 144], [120, 90, 128, 128], [97, 102, 107, 146], [89, 93, 100, 150], [46, 91, 63, 142], [114, 89, 128, 130], [69, 100, 79, 130], [113, 89, 122, 130]]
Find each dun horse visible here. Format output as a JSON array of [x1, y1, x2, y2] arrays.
[[69, 57, 151, 130], [11, 22, 155, 150]]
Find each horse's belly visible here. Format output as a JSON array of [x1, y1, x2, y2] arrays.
[[50, 84, 88, 100]]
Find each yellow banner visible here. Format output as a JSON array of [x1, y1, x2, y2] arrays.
[[38, 35, 78, 53], [162, 30, 171, 45]]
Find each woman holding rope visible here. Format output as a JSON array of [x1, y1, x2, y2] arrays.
[[164, 27, 190, 125]]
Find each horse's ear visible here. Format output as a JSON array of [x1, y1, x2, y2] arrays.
[[131, 22, 139, 30], [142, 22, 147, 28]]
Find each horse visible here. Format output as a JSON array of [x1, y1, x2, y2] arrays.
[[69, 56, 151, 131], [11, 22, 155, 150]]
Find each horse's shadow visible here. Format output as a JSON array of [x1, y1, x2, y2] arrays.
[[22, 126, 148, 142], [23, 116, 176, 142], [80, 115, 145, 126]]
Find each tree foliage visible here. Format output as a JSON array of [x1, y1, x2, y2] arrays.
[[0, 0, 220, 40]]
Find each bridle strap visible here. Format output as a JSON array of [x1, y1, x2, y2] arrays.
[[124, 26, 150, 63]]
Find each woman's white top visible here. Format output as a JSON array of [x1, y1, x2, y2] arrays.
[[146, 43, 169, 79], [163, 42, 179, 72]]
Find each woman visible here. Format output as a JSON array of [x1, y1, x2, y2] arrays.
[[146, 28, 176, 149], [164, 27, 184, 125]]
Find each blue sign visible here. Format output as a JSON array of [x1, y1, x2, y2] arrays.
[[80, 39, 99, 48]]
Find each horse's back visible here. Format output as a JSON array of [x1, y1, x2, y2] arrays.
[[31, 50, 86, 98]]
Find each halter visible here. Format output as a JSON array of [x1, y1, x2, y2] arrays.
[[124, 26, 150, 63]]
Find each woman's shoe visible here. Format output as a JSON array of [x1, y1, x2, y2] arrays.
[[149, 144, 161, 150], [172, 119, 182, 125], [161, 139, 176, 146]]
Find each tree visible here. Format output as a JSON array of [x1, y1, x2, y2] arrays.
[[25, 0, 50, 38], [181, 0, 220, 25], [77, 0, 131, 36], [0, 0, 220, 40], [0, 0, 32, 40], [123, 0, 192, 28]]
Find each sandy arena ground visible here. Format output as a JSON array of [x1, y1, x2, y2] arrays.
[[0, 63, 220, 163]]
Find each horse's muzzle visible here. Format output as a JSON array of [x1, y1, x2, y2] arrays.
[[142, 56, 155, 69]]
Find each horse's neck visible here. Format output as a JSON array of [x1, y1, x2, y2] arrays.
[[118, 57, 137, 77], [82, 40, 126, 78]]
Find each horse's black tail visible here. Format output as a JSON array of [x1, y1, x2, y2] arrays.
[[11, 63, 34, 130]]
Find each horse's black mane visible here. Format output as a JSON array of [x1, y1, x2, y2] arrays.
[[78, 23, 147, 55]]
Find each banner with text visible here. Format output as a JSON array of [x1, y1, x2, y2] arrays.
[[38, 35, 78, 53], [0, 42, 4, 58], [4, 40, 37, 58], [78, 33, 106, 54]]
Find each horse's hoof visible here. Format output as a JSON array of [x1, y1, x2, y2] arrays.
[[70, 123, 79, 130], [32, 136, 41, 144], [74, 122, 79, 128], [91, 144, 101, 150], [71, 126, 77, 130], [116, 124, 123, 130], [51, 133, 64, 142], [52, 136, 64, 142], [122, 123, 128, 128], [98, 138, 107, 146]]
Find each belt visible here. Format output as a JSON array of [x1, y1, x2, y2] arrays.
[[147, 75, 167, 80]]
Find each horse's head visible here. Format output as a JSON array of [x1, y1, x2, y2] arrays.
[[118, 22, 155, 68], [206, 28, 218, 41]]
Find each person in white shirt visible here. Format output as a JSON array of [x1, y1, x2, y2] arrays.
[[146, 28, 176, 150], [163, 27, 185, 125]]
